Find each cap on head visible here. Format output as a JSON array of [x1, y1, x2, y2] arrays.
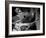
[[15, 8, 22, 13]]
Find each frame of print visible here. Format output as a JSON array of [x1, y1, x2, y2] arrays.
[[5, 1, 45, 37]]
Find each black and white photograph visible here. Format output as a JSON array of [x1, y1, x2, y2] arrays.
[[12, 7, 40, 31], [5, 1, 45, 37]]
